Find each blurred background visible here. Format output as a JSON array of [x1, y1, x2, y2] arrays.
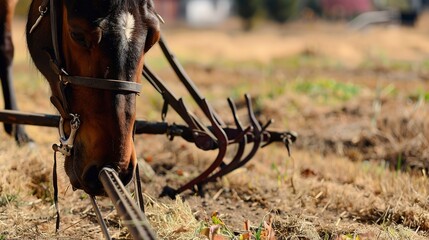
[[14, 0, 429, 28], [5, 1, 429, 238], [154, 0, 429, 28]]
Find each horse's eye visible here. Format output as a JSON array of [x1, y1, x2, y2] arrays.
[[70, 30, 87, 48]]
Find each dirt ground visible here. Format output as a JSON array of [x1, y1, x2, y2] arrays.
[[0, 13, 428, 239]]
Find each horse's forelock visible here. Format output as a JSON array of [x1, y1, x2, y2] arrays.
[[62, 0, 159, 80], [64, 0, 124, 22], [63, 0, 157, 25]]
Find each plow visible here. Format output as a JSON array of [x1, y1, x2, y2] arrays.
[[0, 35, 296, 239]]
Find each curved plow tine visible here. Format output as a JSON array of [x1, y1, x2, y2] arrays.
[[199, 94, 263, 184], [261, 119, 273, 132], [226, 97, 254, 144], [218, 98, 249, 169], [228, 97, 244, 131], [160, 99, 228, 198]]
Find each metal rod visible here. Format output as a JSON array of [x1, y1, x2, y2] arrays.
[[0, 109, 294, 150], [90, 196, 112, 240], [0, 109, 295, 149], [99, 168, 157, 240], [0, 109, 59, 127]]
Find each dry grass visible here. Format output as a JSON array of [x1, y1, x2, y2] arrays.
[[145, 195, 203, 240], [1, 15, 429, 239]]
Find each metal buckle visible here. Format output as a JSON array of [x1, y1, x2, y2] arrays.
[[55, 113, 80, 156], [58, 68, 69, 85], [29, 5, 49, 34]]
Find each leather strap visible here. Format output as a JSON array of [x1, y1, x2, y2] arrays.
[[50, 0, 62, 69], [50, 96, 69, 119], [62, 76, 142, 93]]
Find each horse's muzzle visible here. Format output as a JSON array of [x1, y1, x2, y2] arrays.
[[80, 162, 135, 196], [65, 153, 135, 196]]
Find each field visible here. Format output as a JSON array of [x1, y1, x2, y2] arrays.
[[1, 14, 429, 239]]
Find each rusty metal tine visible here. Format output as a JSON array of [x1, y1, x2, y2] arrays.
[[229, 125, 253, 144], [217, 97, 249, 168], [222, 94, 263, 169], [227, 98, 253, 143], [199, 94, 263, 184], [245, 94, 262, 133], [200, 135, 247, 184], [223, 93, 263, 167], [257, 119, 273, 148], [201, 138, 261, 184], [173, 99, 228, 195], [158, 36, 225, 127], [261, 119, 274, 132], [228, 98, 244, 131]]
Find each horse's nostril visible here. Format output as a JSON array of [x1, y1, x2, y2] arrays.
[[83, 165, 102, 191]]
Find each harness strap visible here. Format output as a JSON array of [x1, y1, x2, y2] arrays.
[[50, 0, 62, 69], [50, 96, 69, 120], [134, 163, 145, 213], [63, 76, 142, 94], [49, 58, 142, 94], [52, 150, 61, 232], [47, 0, 72, 119]]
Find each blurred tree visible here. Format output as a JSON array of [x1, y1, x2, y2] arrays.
[[234, 0, 261, 30], [265, 0, 299, 23], [305, 0, 323, 16]]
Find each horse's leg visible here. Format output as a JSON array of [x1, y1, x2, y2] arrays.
[[0, 0, 32, 144]]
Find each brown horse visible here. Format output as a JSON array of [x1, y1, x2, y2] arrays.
[[1, 0, 160, 195], [0, 0, 32, 144]]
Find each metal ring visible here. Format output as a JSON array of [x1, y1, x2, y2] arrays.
[[38, 6, 48, 15]]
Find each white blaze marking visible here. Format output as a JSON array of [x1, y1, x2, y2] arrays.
[[120, 12, 135, 42]]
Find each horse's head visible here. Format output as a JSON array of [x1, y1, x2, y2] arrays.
[[27, 0, 160, 195]]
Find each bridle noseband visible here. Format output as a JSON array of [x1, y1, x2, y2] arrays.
[[30, 0, 142, 155]]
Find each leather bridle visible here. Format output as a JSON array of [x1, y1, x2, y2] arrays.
[[29, 0, 148, 232], [30, 0, 142, 155]]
